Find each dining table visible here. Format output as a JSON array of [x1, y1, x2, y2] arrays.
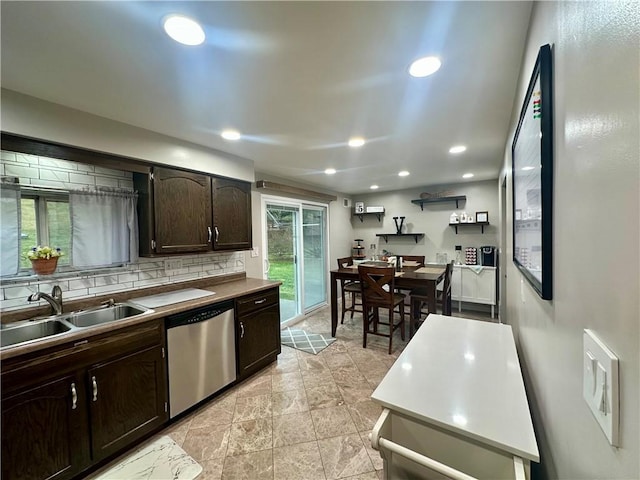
[[329, 262, 447, 337]]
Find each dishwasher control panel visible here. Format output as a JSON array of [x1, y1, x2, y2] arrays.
[[165, 300, 234, 329]]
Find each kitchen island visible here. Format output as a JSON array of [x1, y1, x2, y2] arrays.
[[370, 315, 539, 479]]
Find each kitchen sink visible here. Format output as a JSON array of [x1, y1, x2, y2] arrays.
[[1, 302, 153, 350], [1, 318, 72, 348], [64, 303, 150, 328]]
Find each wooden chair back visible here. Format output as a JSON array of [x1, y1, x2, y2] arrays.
[[443, 260, 454, 294], [337, 256, 354, 269], [441, 260, 455, 315], [358, 265, 396, 309]]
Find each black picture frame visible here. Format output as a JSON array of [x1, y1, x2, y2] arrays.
[[512, 44, 553, 300], [476, 211, 488, 223]]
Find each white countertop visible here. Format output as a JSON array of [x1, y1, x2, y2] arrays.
[[371, 315, 539, 462], [129, 288, 216, 308]]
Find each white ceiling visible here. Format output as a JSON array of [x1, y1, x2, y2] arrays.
[[1, 1, 532, 194]]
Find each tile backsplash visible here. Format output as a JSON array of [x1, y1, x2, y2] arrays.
[[1, 150, 135, 189], [1, 251, 245, 311], [0, 150, 246, 312]]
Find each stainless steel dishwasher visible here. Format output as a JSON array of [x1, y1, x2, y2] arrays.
[[165, 300, 236, 418]]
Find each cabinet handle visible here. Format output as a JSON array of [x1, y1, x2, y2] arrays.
[[207, 226, 212, 243], [92, 376, 98, 402], [255, 298, 267, 305], [214, 226, 220, 243], [71, 382, 77, 410], [240, 321, 245, 338]]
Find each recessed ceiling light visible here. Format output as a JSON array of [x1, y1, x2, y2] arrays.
[[163, 15, 205, 46], [370, 184, 379, 190], [221, 129, 241, 140], [324, 168, 336, 175], [408, 56, 441, 77], [449, 145, 467, 154], [462, 173, 474, 179], [348, 137, 365, 148], [398, 170, 410, 177]]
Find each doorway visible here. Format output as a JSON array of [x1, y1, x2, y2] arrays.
[[263, 197, 328, 325]]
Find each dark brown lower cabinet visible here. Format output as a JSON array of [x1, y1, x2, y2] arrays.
[[1, 374, 90, 480], [1, 320, 168, 480], [89, 346, 166, 462], [236, 287, 281, 379]]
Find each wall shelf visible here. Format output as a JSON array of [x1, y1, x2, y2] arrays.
[[411, 195, 467, 210], [376, 233, 424, 244], [449, 222, 490, 234], [353, 211, 384, 222]]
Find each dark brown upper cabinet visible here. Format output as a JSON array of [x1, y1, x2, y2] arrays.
[[212, 178, 252, 251], [135, 167, 213, 255]]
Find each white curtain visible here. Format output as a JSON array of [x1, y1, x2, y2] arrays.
[[70, 187, 138, 268], [0, 181, 20, 276]]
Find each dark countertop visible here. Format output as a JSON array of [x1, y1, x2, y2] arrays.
[[1, 276, 281, 361]]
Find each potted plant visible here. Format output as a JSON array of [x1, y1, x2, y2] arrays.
[[27, 246, 63, 275]]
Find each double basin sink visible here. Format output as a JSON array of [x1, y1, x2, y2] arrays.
[[1, 303, 152, 349]]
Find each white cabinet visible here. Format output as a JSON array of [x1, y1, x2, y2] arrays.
[[451, 265, 496, 317]]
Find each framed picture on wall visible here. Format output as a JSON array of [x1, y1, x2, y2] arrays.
[[476, 211, 488, 223], [354, 201, 365, 214], [512, 44, 553, 300]]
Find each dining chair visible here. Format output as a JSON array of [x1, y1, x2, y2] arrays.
[[337, 257, 363, 323], [396, 254, 425, 296], [409, 260, 454, 338], [358, 264, 405, 354], [399, 255, 425, 268]]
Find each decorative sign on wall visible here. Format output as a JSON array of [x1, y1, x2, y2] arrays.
[[512, 44, 553, 300]]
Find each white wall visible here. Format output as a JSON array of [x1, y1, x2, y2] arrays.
[[502, 2, 639, 478], [1, 89, 254, 182], [352, 181, 499, 264]]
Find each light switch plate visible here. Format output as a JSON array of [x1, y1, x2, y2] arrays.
[[251, 247, 259, 258], [583, 329, 619, 446]]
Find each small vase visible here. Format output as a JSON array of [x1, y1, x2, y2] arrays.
[[31, 257, 59, 275]]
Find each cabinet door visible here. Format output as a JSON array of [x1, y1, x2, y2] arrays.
[[460, 268, 477, 302], [88, 346, 167, 461], [459, 268, 496, 305], [153, 167, 212, 254], [451, 266, 462, 301], [475, 269, 496, 304], [237, 305, 281, 379], [212, 177, 252, 251], [1, 374, 90, 480]]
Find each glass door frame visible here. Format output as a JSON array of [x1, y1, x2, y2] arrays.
[[261, 195, 329, 327]]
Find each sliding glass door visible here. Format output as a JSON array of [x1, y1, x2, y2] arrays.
[[263, 197, 328, 325], [302, 206, 326, 311], [265, 203, 300, 322]]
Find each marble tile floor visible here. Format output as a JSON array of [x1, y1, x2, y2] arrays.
[[98, 304, 494, 480]]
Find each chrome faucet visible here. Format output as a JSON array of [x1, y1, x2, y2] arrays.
[[27, 285, 63, 315]]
